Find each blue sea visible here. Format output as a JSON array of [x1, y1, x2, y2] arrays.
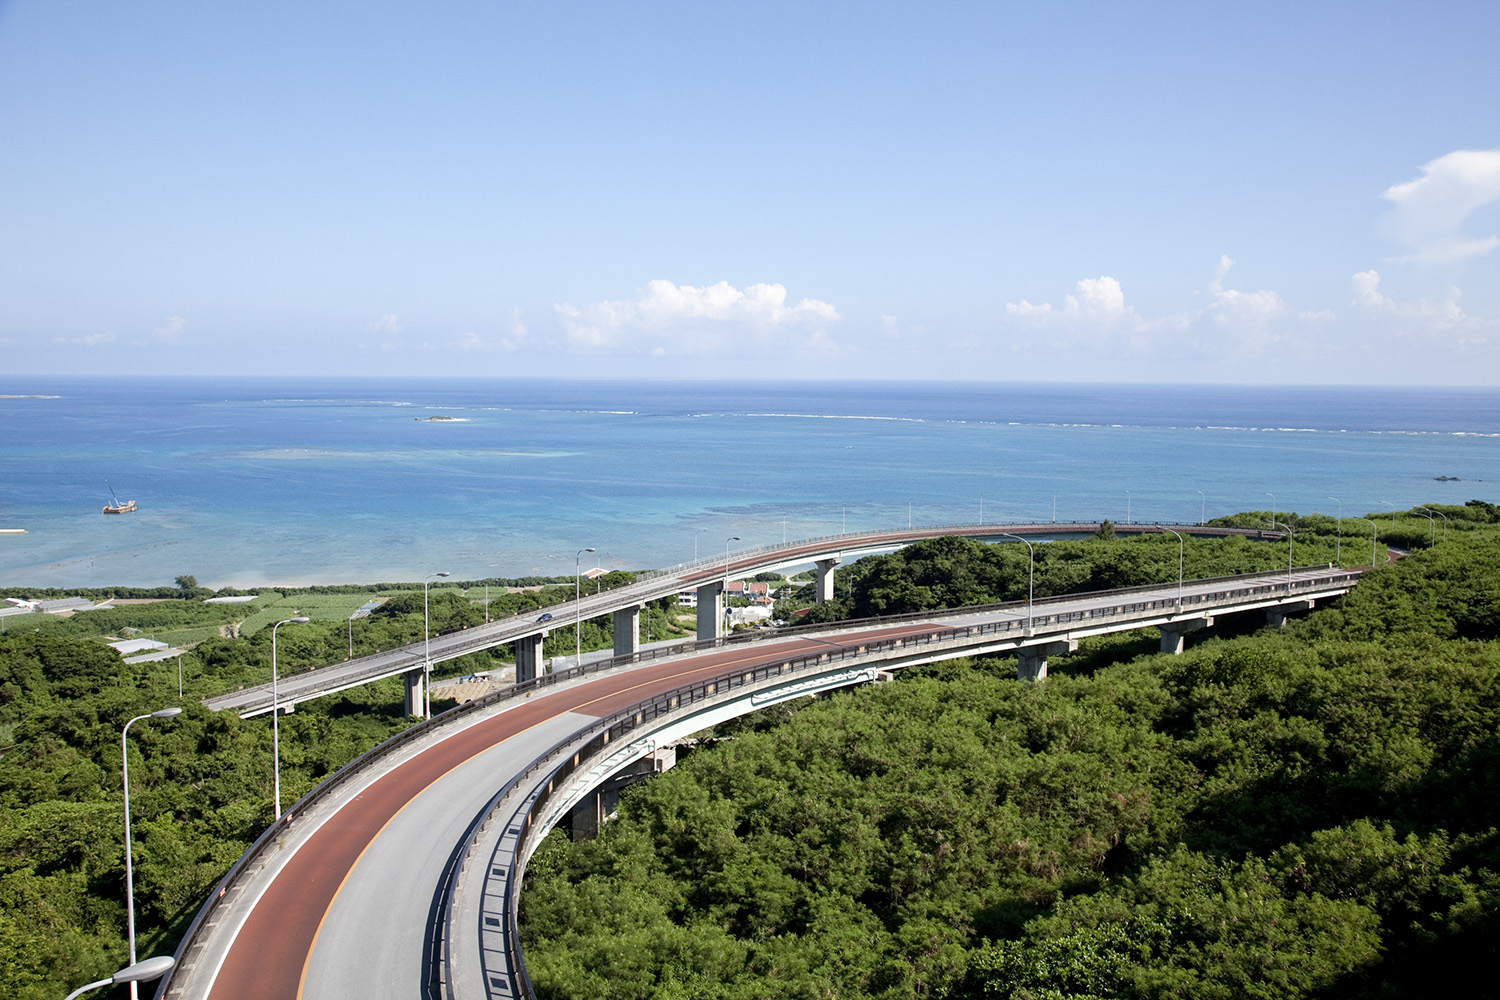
[[1, 377, 1496, 590]]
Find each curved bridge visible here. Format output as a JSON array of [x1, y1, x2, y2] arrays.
[[162, 562, 1356, 1000], [205, 522, 1281, 718]]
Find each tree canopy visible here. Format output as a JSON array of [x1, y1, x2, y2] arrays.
[[521, 522, 1500, 1000]]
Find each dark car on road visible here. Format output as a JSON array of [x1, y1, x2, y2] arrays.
[[536, 612, 552, 622]]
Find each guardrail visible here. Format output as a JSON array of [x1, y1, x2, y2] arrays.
[[448, 565, 1360, 999], [164, 563, 1357, 1000], [212, 522, 1289, 715]]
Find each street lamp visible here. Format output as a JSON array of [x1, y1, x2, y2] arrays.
[[908, 499, 913, 530], [693, 527, 707, 561], [1414, 506, 1436, 545], [1265, 492, 1276, 530], [575, 548, 594, 667], [271, 616, 309, 820], [997, 532, 1035, 631], [722, 537, 741, 632], [423, 573, 449, 719], [1379, 500, 1396, 526], [65, 956, 175, 1000], [1270, 521, 1294, 587], [1418, 505, 1447, 543], [1126, 489, 1131, 525], [1327, 496, 1342, 564], [1196, 489, 1206, 526], [122, 707, 182, 999], [1354, 516, 1379, 567], [1160, 527, 1185, 607]]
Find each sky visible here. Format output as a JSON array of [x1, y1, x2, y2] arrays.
[[1, 1, 1498, 385]]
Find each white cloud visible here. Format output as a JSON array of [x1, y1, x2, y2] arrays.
[[367, 314, 401, 335], [1349, 269, 1491, 347], [555, 280, 840, 354], [1006, 275, 1131, 322], [52, 329, 117, 347], [1380, 149, 1500, 262], [153, 315, 185, 344]]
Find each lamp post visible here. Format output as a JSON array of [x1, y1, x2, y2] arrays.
[[1418, 506, 1447, 543], [1265, 492, 1276, 530], [1414, 506, 1436, 545], [1354, 516, 1379, 566], [1270, 521, 1294, 587], [723, 536, 741, 630], [693, 527, 707, 561], [423, 572, 450, 720], [1327, 495, 1342, 564], [575, 548, 595, 667], [271, 616, 309, 820], [997, 532, 1035, 631], [122, 707, 182, 999], [1196, 489, 1206, 526], [1126, 489, 1131, 525], [908, 499, 913, 530], [1380, 500, 1396, 527], [1160, 527, 1185, 607], [65, 956, 175, 1000]]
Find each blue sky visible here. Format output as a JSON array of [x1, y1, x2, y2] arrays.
[[2, 1, 1497, 384]]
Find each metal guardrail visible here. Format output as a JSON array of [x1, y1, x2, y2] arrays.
[[451, 566, 1360, 999], [210, 522, 1284, 715], [163, 562, 1357, 1000]]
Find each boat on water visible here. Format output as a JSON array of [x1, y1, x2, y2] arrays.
[[103, 482, 137, 514]]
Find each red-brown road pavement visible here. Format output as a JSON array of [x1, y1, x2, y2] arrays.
[[204, 624, 946, 1000]]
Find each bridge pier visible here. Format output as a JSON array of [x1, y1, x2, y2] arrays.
[[613, 605, 642, 657], [515, 633, 546, 682], [1159, 615, 1213, 655], [568, 745, 676, 840], [696, 582, 723, 640], [403, 669, 424, 717], [814, 557, 841, 603], [1266, 600, 1314, 628], [1017, 639, 1076, 681]]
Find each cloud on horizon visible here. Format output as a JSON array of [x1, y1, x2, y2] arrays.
[[555, 280, 840, 355]]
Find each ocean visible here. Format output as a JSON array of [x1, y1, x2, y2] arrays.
[[1, 377, 1496, 590]]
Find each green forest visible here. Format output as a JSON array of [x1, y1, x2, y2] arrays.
[[0, 503, 1493, 997], [520, 507, 1500, 999]]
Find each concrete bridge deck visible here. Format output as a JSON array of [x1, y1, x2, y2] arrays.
[[162, 563, 1356, 1000], [206, 522, 1284, 718]]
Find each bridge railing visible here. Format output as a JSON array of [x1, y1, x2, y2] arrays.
[[163, 563, 1354, 999], [454, 565, 1358, 999], [215, 523, 1288, 713], [634, 520, 1278, 584]]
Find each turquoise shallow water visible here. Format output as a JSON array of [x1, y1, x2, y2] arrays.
[[1, 377, 1496, 589]]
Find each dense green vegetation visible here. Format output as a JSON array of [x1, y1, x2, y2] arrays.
[[2, 506, 1493, 996], [521, 516, 1500, 999], [781, 502, 1492, 626], [0, 570, 680, 998]]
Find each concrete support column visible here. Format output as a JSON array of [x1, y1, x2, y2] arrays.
[[568, 746, 677, 841], [613, 604, 643, 657], [1016, 639, 1077, 682], [1266, 600, 1313, 629], [403, 668, 424, 717], [696, 582, 723, 640], [514, 632, 546, 683], [814, 557, 841, 604], [1159, 616, 1213, 655]]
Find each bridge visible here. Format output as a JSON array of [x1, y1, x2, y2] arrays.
[[205, 521, 1283, 718], [160, 561, 1356, 1000]]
